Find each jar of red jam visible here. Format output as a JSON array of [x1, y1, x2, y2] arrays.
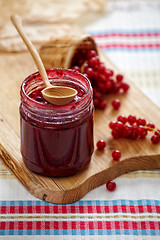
[[20, 69, 94, 177]]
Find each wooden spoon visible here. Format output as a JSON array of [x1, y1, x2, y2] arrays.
[[11, 15, 77, 105]]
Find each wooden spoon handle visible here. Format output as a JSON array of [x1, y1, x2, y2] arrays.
[[11, 15, 51, 88]]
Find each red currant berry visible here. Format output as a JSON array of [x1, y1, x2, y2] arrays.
[[117, 115, 127, 124], [98, 62, 106, 74], [137, 117, 146, 126], [111, 129, 120, 139], [93, 98, 100, 107], [122, 124, 133, 138], [129, 129, 139, 140], [94, 90, 102, 99], [127, 115, 137, 125], [116, 74, 124, 82], [151, 134, 160, 144], [97, 82, 105, 91], [87, 50, 97, 59], [96, 140, 106, 150], [112, 150, 121, 161], [72, 66, 80, 72], [105, 81, 112, 90], [88, 56, 99, 68], [136, 125, 148, 138], [85, 67, 94, 78], [99, 73, 107, 83], [113, 83, 121, 93], [155, 129, 160, 136], [106, 180, 116, 191], [114, 121, 124, 135], [146, 122, 155, 131], [109, 120, 116, 129], [105, 69, 114, 77], [112, 99, 121, 110], [121, 82, 130, 92], [92, 71, 99, 81], [99, 100, 107, 110]]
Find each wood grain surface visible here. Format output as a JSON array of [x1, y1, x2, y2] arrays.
[[0, 51, 160, 204]]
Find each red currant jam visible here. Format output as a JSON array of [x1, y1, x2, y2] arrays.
[[20, 69, 94, 177]]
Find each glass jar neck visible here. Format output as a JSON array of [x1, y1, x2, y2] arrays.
[[20, 69, 93, 128]]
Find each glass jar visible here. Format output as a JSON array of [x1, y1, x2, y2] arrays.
[[20, 69, 94, 177]]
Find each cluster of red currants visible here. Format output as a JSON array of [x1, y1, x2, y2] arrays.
[[71, 49, 129, 109], [109, 114, 160, 144]]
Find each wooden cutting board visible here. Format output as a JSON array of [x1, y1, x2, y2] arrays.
[[0, 51, 160, 204]]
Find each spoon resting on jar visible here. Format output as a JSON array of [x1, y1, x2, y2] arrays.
[[11, 15, 77, 105]]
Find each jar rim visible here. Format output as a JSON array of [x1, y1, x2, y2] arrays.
[[21, 68, 93, 116]]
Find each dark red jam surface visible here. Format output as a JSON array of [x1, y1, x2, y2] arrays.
[[29, 83, 86, 105], [20, 69, 94, 177]]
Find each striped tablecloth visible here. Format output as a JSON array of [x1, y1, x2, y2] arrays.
[[0, 0, 160, 239]]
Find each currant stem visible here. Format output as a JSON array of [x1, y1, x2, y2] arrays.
[[144, 126, 160, 135], [80, 61, 87, 74]]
